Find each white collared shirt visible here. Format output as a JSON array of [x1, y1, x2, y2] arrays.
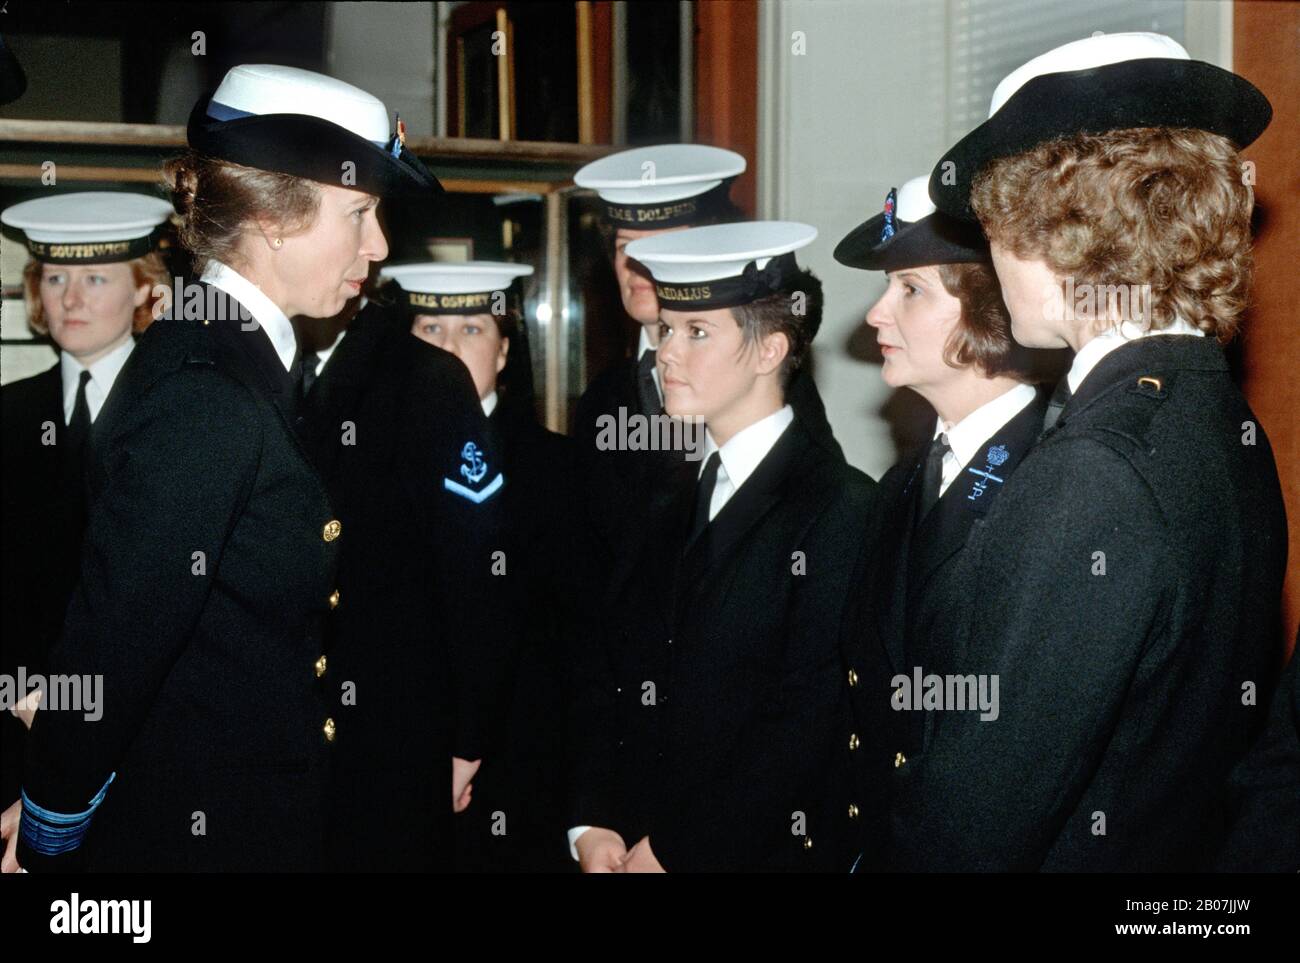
[[60, 336, 135, 425], [481, 390, 499, 418], [1067, 318, 1204, 394], [200, 260, 298, 373], [697, 404, 795, 521], [637, 326, 662, 402], [932, 382, 1038, 497]]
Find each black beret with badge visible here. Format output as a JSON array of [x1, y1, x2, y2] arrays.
[[187, 64, 443, 197], [930, 31, 1272, 219], [833, 174, 987, 273]]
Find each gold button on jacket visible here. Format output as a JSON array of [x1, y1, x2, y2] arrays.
[[328, 588, 340, 609], [314, 655, 327, 678], [322, 519, 341, 542], [323, 717, 336, 742], [848, 732, 860, 751], [894, 751, 907, 768]]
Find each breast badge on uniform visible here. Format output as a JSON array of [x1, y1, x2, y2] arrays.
[[965, 444, 1009, 503], [443, 440, 504, 504]]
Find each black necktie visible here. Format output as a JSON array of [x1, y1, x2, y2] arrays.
[[636, 349, 662, 416], [300, 352, 321, 399], [289, 347, 305, 396], [687, 451, 722, 548], [918, 432, 950, 521], [63, 369, 92, 460], [1041, 377, 1072, 433]]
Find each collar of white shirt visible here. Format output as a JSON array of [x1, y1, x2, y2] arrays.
[[637, 325, 662, 398], [200, 260, 298, 373], [314, 327, 347, 372], [61, 336, 134, 425], [698, 405, 795, 517], [1067, 318, 1204, 394], [933, 382, 1038, 495], [481, 389, 499, 418]]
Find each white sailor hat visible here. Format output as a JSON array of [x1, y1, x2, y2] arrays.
[[574, 144, 745, 229], [187, 64, 442, 197], [624, 220, 815, 312], [834, 174, 987, 272], [930, 31, 1272, 219], [1, 191, 173, 264], [380, 261, 535, 315]]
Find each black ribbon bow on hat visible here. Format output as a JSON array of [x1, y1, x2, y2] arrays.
[[740, 253, 793, 299]]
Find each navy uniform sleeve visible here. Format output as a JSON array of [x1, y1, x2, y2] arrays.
[[398, 344, 513, 762], [18, 368, 262, 872], [1217, 651, 1300, 871]]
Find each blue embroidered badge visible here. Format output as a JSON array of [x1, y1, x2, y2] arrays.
[[880, 187, 897, 243], [444, 441, 503, 504]]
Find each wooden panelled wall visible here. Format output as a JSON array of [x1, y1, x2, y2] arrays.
[[1235, 0, 1299, 660]]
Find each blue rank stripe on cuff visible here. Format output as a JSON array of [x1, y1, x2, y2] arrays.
[[20, 772, 116, 856], [444, 471, 504, 504]]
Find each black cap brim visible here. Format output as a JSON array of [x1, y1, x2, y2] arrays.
[[930, 58, 1272, 220], [834, 212, 988, 272], [187, 96, 444, 198]]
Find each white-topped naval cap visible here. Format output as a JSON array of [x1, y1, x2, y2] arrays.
[[380, 261, 534, 295], [989, 32, 1190, 117], [895, 175, 936, 223], [208, 63, 391, 145], [575, 144, 746, 205], [625, 221, 815, 284], [2, 191, 173, 244]]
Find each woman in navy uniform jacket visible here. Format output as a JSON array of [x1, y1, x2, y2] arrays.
[[0, 193, 171, 812], [890, 32, 1288, 871], [570, 222, 879, 873], [392, 261, 587, 872], [305, 267, 513, 872], [831, 175, 1064, 868], [1, 64, 442, 872], [572, 146, 844, 570]]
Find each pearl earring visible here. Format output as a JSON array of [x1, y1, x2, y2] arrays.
[[273, 238, 283, 248]]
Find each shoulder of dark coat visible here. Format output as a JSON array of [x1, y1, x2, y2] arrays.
[[108, 318, 262, 427], [0, 360, 60, 408], [789, 429, 879, 516], [575, 357, 634, 411]]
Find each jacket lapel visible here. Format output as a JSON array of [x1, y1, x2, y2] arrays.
[[201, 284, 319, 472], [908, 389, 1049, 604], [675, 419, 808, 620]]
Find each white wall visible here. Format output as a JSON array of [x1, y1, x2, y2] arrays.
[[759, 0, 950, 479], [326, 1, 437, 135]]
